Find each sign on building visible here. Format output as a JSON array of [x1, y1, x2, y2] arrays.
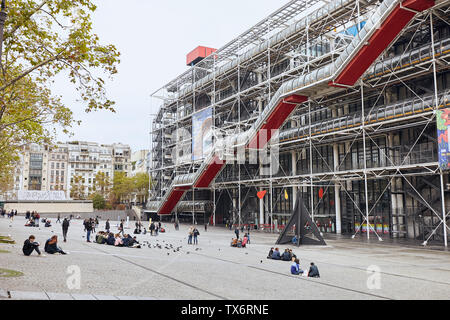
[[18, 191, 67, 201], [437, 108, 450, 170]]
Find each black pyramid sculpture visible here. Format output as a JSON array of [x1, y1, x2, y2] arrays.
[[276, 192, 326, 246]]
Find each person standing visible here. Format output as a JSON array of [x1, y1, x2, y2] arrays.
[[105, 219, 110, 233], [187, 227, 193, 244], [119, 220, 124, 236], [62, 218, 70, 242], [56, 214, 61, 224], [234, 227, 240, 240], [86, 219, 93, 242], [193, 227, 200, 245], [150, 222, 155, 236]]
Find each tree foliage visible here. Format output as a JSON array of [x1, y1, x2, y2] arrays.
[[112, 172, 150, 204], [93, 171, 111, 198], [91, 193, 105, 210], [0, 0, 120, 179], [69, 174, 85, 200]]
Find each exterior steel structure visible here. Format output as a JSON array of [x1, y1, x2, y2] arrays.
[[150, 0, 450, 246]]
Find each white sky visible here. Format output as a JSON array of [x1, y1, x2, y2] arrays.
[[53, 0, 289, 152]]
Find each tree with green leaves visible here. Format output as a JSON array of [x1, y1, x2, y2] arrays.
[[91, 193, 105, 210], [132, 172, 150, 204], [0, 0, 120, 181], [70, 174, 85, 200], [94, 171, 111, 198], [112, 171, 133, 203]]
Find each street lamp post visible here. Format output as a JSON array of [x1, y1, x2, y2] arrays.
[[0, 0, 7, 59]]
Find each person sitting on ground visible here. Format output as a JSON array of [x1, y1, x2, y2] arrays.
[[22, 235, 43, 256], [242, 235, 248, 248], [272, 248, 281, 260], [230, 238, 238, 247], [106, 233, 115, 246], [44, 235, 67, 255], [25, 219, 35, 227], [267, 247, 274, 259], [44, 219, 52, 228], [122, 234, 131, 247], [114, 234, 123, 247], [281, 248, 291, 261], [308, 262, 320, 278], [237, 238, 243, 248], [127, 235, 141, 248], [289, 249, 296, 259], [96, 232, 108, 244], [291, 258, 304, 275]]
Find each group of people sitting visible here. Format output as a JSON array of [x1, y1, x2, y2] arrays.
[[24, 211, 41, 227], [95, 231, 141, 248], [291, 260, 320, 278], [266, 247, 320, 277], [267, 247, 296, 261], [230, 233, 249, 248], [22, 235, 67, 256]]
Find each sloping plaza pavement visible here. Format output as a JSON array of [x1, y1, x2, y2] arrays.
[[0, 216, 449, 300]]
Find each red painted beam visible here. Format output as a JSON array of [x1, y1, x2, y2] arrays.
[[247, 94, 308, 149], [330, 0, 434, 87], [194, 156, 226, 188], [158, 186, 190, 215], [402, 0, 434, 12]]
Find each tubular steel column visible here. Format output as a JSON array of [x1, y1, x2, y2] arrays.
[[431, 11, 448, 247], [213, 186, 216, 226], [238, 37, 242, 229], [361, 82, 370, 240], [333, 143, 342, 234], [308, 101, 314, 220]]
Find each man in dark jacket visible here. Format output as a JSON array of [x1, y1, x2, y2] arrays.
[[308, 262, 320, 278], [105, 219, 110, 233], [62, 218, 70, 242], [85, 219, 93, 242], [22, 235, 42, 256], [234, 227, 239, 240], [150, 222, 155, 236]]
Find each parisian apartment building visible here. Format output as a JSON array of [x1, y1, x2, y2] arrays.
[[7, 141, 133, 200]]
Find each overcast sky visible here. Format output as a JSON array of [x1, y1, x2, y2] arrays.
[[53, 0, 288, 152]]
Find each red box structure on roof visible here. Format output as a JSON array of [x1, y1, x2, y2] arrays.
[[187, 46, 217, 66]]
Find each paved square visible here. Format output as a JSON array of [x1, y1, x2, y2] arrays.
[[0, 216, 449, 300]]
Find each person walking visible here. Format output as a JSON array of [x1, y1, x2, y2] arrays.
[[193, 227, 200, 245], [85, 219, 93, 242], [105, 219, 110, 233], [56, 213, 61, 224], [62, 218, 70, 242]]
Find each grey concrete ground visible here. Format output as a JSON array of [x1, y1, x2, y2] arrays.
[[0, 215, 449, 300]]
